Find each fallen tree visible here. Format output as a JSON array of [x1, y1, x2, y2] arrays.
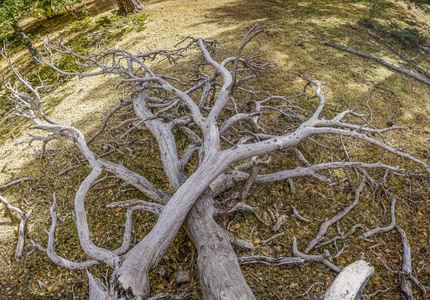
[[1, 25, 428, 299], [320, 40, 430, 86]]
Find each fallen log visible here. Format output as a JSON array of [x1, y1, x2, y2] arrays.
[[367, 29, 430, 79], [321, 40, 430, 87]]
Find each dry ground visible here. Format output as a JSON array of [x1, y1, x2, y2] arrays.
[[1, 0, 430, 299]]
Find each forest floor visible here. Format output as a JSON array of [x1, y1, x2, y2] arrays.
[[1, 0, 430, 299]]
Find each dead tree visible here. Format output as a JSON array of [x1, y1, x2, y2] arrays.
[[1, 25, 428, 299]]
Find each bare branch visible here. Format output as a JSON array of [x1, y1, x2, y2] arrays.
[[292, 237, 341, 272], [241, 161, 260, 200], [0, 194, 32, 261], [291, 206, 311, 223], [305, 178, 366, 253], [238, 255, 305, 266], [360, 199, 397, 241], [2, 25, 428, 299], [31, 193, 100, 269], [367, 29, 430, 79], [0, 176, 33, 190]]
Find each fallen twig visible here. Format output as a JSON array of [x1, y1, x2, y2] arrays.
[[241, 161, 260, 200], [238, 255, 305, 266], [291, 205, 310, 223], [360, 198, 396, 241], [0, 175, 33, 190], [229, 236, 254, 249], [317, 224, 363, 248], [261, 232, 285, 246], [305, 178, 365, 253], [293, 237, 341, 272], [298, 282, 324, 298], [396, 225, 425, 298]]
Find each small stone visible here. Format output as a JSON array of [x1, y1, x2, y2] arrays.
[[176, 270, 190, 284]]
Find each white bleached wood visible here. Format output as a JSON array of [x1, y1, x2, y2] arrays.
[[324, 260, 374, 300], [30, 194, 100, 269], [87, 270, 116, 300]]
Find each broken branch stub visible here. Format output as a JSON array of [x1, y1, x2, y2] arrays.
[[1, 24, 429, 299]]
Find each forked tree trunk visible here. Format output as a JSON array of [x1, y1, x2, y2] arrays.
[[116, 0, 144, 15], [11, 20, 44, 63], [105, 91, 256, 298]]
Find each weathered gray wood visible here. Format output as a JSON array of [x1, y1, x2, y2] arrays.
[[324, 260, 374, 300], [120, 85, 256, 298], [238, 255, 305, 266], [367, 30, 430, 79], [184, 191, 256, 300], [321, 40, 430, 86], [87, 271, 116, 300], [0, 195, 32, 261], [396, 226, 413, 300]]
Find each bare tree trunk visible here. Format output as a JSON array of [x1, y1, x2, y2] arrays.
[[116, 0, 143, 15], [184, 191, 256, 300], [11, 19, 44, 63]]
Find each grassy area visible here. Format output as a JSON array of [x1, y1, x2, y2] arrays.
[[1, 0, 430, 299]]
